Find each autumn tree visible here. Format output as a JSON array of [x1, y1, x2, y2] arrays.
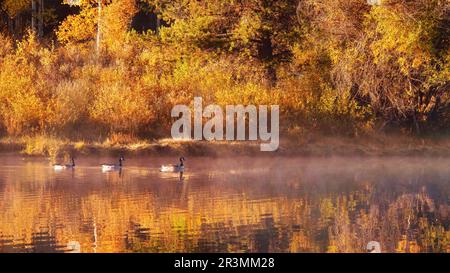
[[359, 0, 450, 132], [57, 0, 136, 52], [1, 0, 32, 36], [231, 0, 300, 84], [296, 0, 450, 133], [1, 0, 62, 38], [145, 0, 300, 85]]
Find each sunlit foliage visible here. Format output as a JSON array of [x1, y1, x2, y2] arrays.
[[0, 0, 448, 141], [1, 0, 31, 18]]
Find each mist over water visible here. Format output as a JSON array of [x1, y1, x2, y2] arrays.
[[0, 155, 448, 253]]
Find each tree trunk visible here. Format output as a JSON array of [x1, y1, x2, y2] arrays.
[[296, 0, 302, 25], [156, 16, 161, 34], [259, 33, 277, 86], [31, 0, 37, 34], [8, 17, 13, 36], [38, 0, 44, 37], [96, 0, 102, 54], [15, 16, 22, 37]]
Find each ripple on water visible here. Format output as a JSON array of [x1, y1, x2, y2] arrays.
[[0, 156, 449, 253]]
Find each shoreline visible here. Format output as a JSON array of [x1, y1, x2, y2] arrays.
[[0, 136, 449, 158]]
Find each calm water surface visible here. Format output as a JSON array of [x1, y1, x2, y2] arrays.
[[0, 156, 448, 253]]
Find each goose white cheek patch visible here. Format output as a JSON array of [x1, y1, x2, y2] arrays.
[[171, 97, 280, 152]]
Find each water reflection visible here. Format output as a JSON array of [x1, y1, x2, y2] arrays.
[[0, 156, 448, 253]]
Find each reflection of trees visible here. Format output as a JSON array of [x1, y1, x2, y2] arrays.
[[0, 161, 448, 253], [327, 191, 448, 253]]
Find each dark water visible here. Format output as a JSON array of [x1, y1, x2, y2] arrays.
[[0, 155, 448, 253]]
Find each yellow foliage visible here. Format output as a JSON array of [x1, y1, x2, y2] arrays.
[[0, 0, 447, 141], [101, 0, 137, 51], [89, 82, 153, 134], [1, 0, 30, 18], [56, 7, 97, 45], [0, 32, 55, 135]]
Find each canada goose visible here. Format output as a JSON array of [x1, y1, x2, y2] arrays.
[[53, 157, 75, 170], [160, 157, 185, 173], [101, 156, 124, 172], [67, 241, 81, 253], [366, 241, 381, 253]]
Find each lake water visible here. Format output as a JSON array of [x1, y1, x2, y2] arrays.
[[0, 155, 448, 253]]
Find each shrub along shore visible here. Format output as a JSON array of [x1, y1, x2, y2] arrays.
[[0, 1, 448, 160], [1, 135, 449, 160]]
